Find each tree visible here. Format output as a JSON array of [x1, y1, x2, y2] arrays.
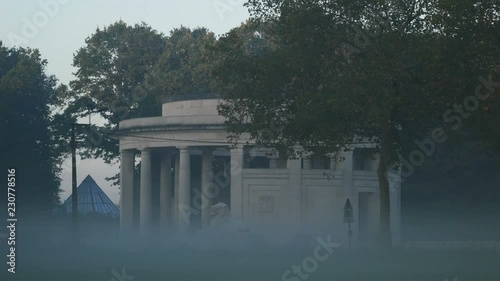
[[145, 26, 217, 99], [68, 23, 218, 174], [67, 20, 167, 163], [433, 0, 500, 152], [0, 42, 63, 217], [211, 0, 499, 246]]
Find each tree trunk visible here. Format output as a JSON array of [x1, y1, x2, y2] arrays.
[[377, 123, 392, 248]]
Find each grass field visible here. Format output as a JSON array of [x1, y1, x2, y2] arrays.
[[6, 240, 500, 281]]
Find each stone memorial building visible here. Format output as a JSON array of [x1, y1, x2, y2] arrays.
[[117, 95, 402, 245]]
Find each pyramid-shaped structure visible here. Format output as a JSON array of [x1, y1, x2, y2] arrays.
[[62, 175, 119, 218]]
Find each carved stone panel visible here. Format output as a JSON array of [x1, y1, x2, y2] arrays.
[[258, 196, 275, 214]]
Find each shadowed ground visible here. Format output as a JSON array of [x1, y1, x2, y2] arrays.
[[2, 215, 500, 281], [7, 238, 500, 281]]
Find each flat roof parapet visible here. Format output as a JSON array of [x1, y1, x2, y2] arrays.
[[161, 92, 220, 104]]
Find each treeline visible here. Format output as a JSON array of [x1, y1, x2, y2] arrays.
[[1, 1, 499, 240]]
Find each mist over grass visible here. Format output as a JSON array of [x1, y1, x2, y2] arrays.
[[2, 215, 499, 281]]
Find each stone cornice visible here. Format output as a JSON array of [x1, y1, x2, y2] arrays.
[[117, 124, 227, 135]]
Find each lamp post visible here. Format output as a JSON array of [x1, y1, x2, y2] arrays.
[[70, 103, 94, 245], [343, 198, 354, 248], [70, 122, 78, 244], [70, 122, 91, 245]]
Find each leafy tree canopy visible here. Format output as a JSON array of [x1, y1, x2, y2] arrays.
[[64, 23, 221, 187], [0, 42, 64, 217], [211, 0, 500, 245], [65, 20, 167, 163], [145, 26, 217, 99]]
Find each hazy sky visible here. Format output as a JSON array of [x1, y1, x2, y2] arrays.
[[1, 0, 249, 204]]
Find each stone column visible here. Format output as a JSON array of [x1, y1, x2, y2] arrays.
[[303, 158, 313, 169], [339, 149, 356, 243], [173, 152, 180, 227], [340, 150, 354, 195], [201, 147, 214, 228], [372, 156, 380, 172], [328, 153, 337, 170], [287, 158, 303, 221], [269, 156, 279, 169], [389, 172, 402, 246], [230, 145, 244, 219], [120, 150, 135, 240], [139, 148, 152, 236], [159, 150, 173, 234], [178, 146, 191, 231]]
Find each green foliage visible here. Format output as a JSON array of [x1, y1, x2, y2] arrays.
[[66, 21, 167, 163], [67, 23, 219, 166], [212, 0, 499, 245], [0, 42, 63, 217], [434, 0, 500, 152], [145, 26, 217, 100]]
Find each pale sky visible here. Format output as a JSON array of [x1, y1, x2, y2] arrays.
[[1, 0, 249, 204]]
